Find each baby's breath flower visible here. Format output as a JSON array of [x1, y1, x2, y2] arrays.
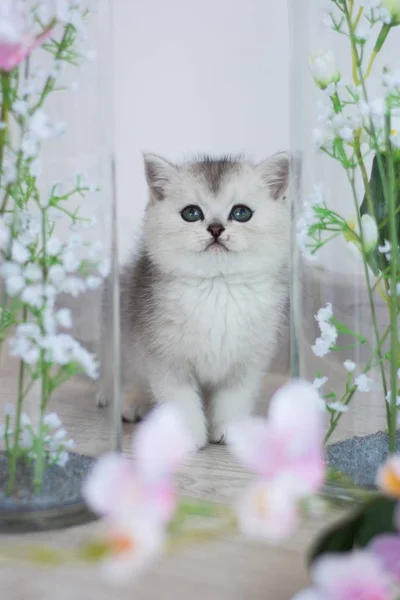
[[355, 374, 373, 393], [344, 360, 356, 372]]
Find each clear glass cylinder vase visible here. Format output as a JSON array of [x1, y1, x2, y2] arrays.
[[290, 0, 400, 495], [0, 0, 120, 532]]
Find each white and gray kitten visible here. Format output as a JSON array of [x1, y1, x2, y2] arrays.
[[98, 152, 290, 449]]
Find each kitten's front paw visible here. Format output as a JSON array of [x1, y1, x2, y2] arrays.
[[209, 422, 229, 445], [191, 419, 208, 450], [122, 391, 151, 423], [177, 406, 207, 450], [96, 387, 110, 408]]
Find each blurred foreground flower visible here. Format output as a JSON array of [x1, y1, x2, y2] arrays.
[[83, 404, 194, 583], [0, 0, 54, 72], [292, 552, 393, 600], [377, 455, 400, 497], [229, 380, 325, 542]]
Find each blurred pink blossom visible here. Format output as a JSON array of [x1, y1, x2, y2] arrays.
[[369, 535, 400, 585], [83, 404, 194, 582], [0, 1, 53, 72], [228, 380, 325, 540], [292, 552, 393, 600]]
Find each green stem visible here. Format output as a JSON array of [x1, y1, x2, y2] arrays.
[[31, 24, 73, 114], [0, 71, 11, 205], [348, 172, 388, 394], [385, 114, 400, 453], [7, 306, 27, 494], [33, 209, 50, 493], [324, 325, 391, 444]]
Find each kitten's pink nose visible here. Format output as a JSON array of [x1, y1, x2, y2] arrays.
[[207, 223, 225, 239]]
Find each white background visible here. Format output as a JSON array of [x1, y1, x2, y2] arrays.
[[112, 0, 289, 262]]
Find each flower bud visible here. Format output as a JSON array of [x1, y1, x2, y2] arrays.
[[381, 0, 400, 26], [309, 50, 341, 90]]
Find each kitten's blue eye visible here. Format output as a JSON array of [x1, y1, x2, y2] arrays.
[[181, 205, 204, 222], [229, 205, 253, 223]]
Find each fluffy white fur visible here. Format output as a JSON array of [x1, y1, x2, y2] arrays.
[[98, 153, 290, 449]]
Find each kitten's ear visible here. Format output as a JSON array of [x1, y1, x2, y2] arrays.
[[257, 152, 290, 201], [143, 153, 178, 201]]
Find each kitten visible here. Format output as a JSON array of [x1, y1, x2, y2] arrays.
[[98, 152, 290, 449]]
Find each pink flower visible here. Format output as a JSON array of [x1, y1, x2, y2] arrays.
[[100, 520, 165, 585], [292, 552, 393, 600], [229, 380, 325, 497], [369, 535, 400, 585], [83, 404, 194, 581], [377, 456, 400, 498], [236, 479, 300, 542], [0, 1, 53, 72], [228, 380, 325, 541]]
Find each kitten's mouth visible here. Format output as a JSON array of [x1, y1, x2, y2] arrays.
[[205, 241, 228, 252]]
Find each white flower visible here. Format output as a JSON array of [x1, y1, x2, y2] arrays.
[[88, 240, 103, 258], [4, 403, 14, 417], [13, 100, 28, 116], [11, 240, 30, 264], [327, 402, 349, 413], [0, 216, 9, 249], [381, 0, 400, 24], [9, 335, 40, 364], [312, 304, 337, 358], [49, 264, 67, 286], [86, 275, 102, 290], [20, 427, 34, 449], [62, 250, 80, 272], [312, 338, 332, 357], [312, 128, 325, 148], [47, 237, 62, 257], [55, 451, 69, 467], [21, 284, 45, 308], [29, 110, 53, 141], [20, 413, 31, 427], [309, 50, 340, 90], [16, 322, 41, 342], [385, 391, 400, 406], [355, 374, 373, 393], [61, 276, 86, 297], [378, 240, 392, 254], [344, 360, 356, 372], [24, 263, 42, 282], [68, 234, 82, 249], [54, 428, 67, 442], [354, 23, 369, 42], [313, 376, 328, 390], [44, 412, 62, 430], [56, 308, 72, 329], [64, 438, 75, 450], [98, 258, 111, 278], [360, 214, 378, 251], [339, 127, 354, 142], [316, 303, 333, 323], [6, 273, 25, 296]]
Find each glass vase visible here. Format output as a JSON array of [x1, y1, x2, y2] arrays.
[[0, 0, 120, 532], [290, 0, 400, 496]]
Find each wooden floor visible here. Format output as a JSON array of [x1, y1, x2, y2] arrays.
[[0, 362, 357, 600]]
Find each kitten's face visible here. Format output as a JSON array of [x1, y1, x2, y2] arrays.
[[142, 153, 290, 277]]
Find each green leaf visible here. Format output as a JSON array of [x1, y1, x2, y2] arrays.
[[355, 497, 398, 547], [176, 498, 227, 519], [360, 152, 400, 272], [78, 540, 110, 562], [309, 510, 363, 564], [28, 547, 65, 566]]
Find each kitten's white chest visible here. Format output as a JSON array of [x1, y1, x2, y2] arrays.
[[157, 276, 281, 384]]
